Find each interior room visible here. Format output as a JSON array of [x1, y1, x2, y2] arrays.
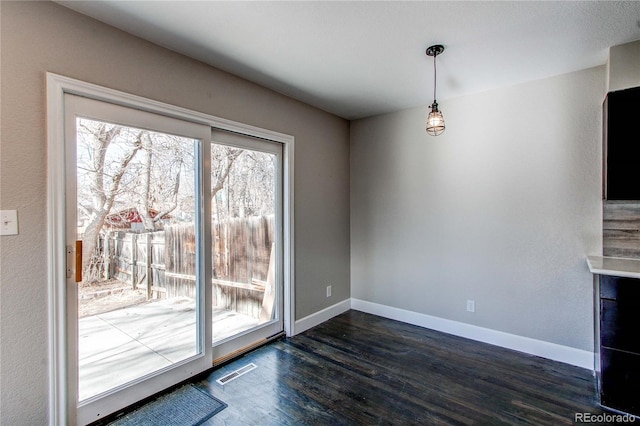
[[1, 1, 640, 424]]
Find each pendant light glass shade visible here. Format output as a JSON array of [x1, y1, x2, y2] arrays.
[[426, 101, 445, 136], [426, 44, 445, 136]]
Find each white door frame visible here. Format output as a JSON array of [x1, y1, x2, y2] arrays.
[[46, 73, 295, 425]]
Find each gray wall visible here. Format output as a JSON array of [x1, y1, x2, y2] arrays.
[[351, 66, 604, 352], [0, 1, 350, 423], [608, 39, 640, 92]]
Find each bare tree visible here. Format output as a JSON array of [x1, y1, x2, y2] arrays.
[[223, 149, 275, 218], [136, 133, 155, 230], [77, 121, 142, 277], [136, 133, 189, 230], [212, 146, 243, 199]]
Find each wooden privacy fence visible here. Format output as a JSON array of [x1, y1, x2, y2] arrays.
[[100, 215, 275, 319], [102, 231, 166, 299]]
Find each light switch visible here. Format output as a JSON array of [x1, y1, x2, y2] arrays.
[[0, 210, 19, 236]]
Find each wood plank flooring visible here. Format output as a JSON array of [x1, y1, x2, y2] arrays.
[[198, 310, 603, 425]]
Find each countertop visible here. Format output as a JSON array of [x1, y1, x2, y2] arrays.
[[587, 255, 640, 279]]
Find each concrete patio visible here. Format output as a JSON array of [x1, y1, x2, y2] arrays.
[[78, 298, 258, 401]]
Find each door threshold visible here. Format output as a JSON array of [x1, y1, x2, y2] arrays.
[[213, 331, 285, 367]]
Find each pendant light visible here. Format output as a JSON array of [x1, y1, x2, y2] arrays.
[[426, 44, 445, 136]]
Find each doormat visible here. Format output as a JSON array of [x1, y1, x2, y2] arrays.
[[109, 384, 227, 426]]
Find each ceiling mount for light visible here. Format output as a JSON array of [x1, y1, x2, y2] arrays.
[[426, 44, 444, 57], [426, 44, 445, 136]]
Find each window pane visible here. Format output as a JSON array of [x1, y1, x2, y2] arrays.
[[210, 143, 278, 343]]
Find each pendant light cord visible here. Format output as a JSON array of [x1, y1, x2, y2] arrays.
[[433, 53, 437, 101]]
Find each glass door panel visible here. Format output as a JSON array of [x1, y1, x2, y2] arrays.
[[65, 94, 212, 424], [210, 130, 283, 359], [75, 117, 200, 400]]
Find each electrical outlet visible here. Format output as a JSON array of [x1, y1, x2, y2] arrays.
[[466, 300, 475, 313], [326, 285, 332, 298]]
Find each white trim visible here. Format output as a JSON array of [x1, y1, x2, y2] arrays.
[[45, 74, 293, 144], [283, 139, 295, 337], [46, 72, 295, 424], [293, 299, 351, 335], [351, 298, 594, 370], [47, 73, 70, 426]]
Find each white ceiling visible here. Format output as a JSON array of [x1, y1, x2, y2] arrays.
[[58, 1, 640, 120]]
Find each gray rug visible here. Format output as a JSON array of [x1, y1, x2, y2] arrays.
[[109, 384, 227, 426]]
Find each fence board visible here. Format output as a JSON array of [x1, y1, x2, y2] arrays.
[[164, 223, 197, 298]]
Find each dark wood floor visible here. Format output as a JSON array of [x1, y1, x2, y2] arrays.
[[197, 310, 603, 425]]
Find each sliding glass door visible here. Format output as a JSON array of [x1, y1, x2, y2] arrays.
[[54, 82, 289, 424]]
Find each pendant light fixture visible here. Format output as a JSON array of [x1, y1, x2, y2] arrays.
[[426, 44, 445, 136]]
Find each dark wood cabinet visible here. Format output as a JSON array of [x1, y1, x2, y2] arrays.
[[598, 275, 640, 415], [601, 348, 640, 414], [604, 86, 640, 200]]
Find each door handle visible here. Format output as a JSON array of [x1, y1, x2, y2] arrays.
[[75, 240, 82, 283]]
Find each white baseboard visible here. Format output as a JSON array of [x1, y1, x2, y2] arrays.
[[293, 299, 351, 335], [351, 298, 595, 370]]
